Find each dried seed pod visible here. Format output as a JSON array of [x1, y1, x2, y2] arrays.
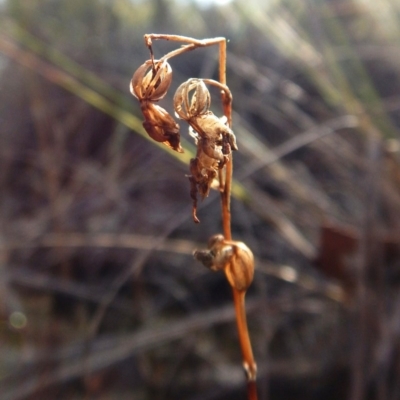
[[130, 60, 183, 153], [173, 78, 237, 157], [131, 60, 172, 101], [193, 234, 254, 292], [174, 78, 210, 119], [223, 240, 254, 292], [173, 78, 237, 222]]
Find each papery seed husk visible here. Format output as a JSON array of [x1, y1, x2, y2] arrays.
[[130, 60, 172, 101], [224, 242, 254, 292]]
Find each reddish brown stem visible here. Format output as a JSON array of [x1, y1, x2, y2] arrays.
[[221, 155, 233, 241], [216, 38, 258, 400], [145, 34, 227, 65], [232, 289, 258, 383]]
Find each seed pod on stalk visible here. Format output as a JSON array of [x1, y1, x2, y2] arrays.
[[194, 234, 254, 292], [130, 59, 183, 153]]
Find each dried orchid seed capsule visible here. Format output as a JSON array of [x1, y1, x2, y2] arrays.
[[130, 60, 173, 101], [194, 235, 255, 292], [130, 59, 182, 153], [223, 241, 254, 292], [174, 78, 210, 120], [190, 79, 210, 116]]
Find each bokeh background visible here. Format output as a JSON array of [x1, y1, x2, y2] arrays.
[[1, 0, 400, 399]]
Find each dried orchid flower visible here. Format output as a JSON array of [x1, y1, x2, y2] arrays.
[[193, 234, 254, 292], [174, 78, 237, 161], [173, 78, 238, 222], [130, 60, 183, 153]]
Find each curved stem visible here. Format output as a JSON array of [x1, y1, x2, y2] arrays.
[[144, 34, 227, 65], [145, 33, 226, 46]]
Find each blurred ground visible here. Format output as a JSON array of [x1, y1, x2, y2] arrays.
[[1, 0, 400, 399]]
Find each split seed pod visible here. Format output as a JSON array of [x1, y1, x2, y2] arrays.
[[174, 78, 210, 120], [173, 78, 237, 222], [131, 60, 172, 101], [130, 60, 183, 153], [194, 234, 254, 292]]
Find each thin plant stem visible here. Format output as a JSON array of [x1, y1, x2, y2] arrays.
[[215, 38, 258, 400], [222, 156, 233, 241], [233, 290, 258, 380], [145, 33, 226, 46], [145, 34, 226, 64]]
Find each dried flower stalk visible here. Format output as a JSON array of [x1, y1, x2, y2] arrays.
[[130, 34, 258, 400]]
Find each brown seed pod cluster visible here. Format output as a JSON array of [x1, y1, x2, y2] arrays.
[[130, 62, 238, 223], [193, 234, 254, 292], [130, 33, 241, 223]]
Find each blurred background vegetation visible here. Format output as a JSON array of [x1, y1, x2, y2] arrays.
[[1, 0, 400, 399]]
